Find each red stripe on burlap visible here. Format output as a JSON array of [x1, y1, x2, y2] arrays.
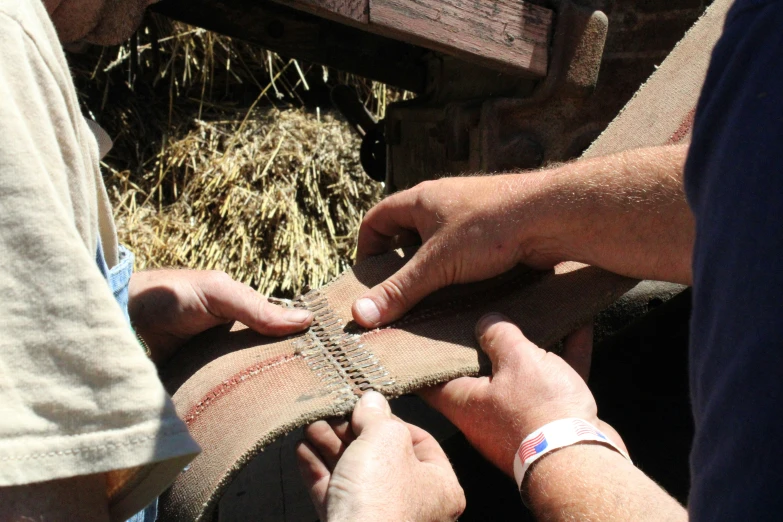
[[182, 354, 302, 426]]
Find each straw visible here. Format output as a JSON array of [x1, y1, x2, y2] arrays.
[[68, 15, 409, 297]]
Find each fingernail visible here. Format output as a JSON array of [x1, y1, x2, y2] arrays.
[[285, 309, 313, 324], [355, 298, 381, 326], [476, 313, 506, 337], [361, 391, 390, 413]]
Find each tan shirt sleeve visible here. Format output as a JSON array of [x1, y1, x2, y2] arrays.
[[0, 2, 199, 520]]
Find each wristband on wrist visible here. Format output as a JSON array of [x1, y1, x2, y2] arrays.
[[513, 418, 631, 491]]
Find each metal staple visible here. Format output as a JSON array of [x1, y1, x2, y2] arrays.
[[294, 290, 394, 395]]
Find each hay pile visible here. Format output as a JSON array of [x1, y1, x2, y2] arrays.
[[70, 16, 396, 297]]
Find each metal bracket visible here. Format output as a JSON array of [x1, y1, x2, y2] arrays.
[[384, 0, 610, 190]]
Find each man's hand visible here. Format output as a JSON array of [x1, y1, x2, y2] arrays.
[[352, 175, 562, 328], [421, 314, 686, 521], [352, 145, 693, 328], [296, 391, 466, 522], [128, 270, 312, 364], [420, 313, 623, 477]]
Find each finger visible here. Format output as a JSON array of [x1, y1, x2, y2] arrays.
[[327, 417, 354, 445], [295, 441, 330, 521], [475, 313, 534, 371], [561, 323, 594, 382], [352, 248, 446, 328], [304, 421, 348, 470], [357, 191, 420, 260], [405, 422, 453, 471], [356, 229, 422, 264], [198, 272, 313, 336], [388, 229, 423, 253], [350, 391, 393, 437], [418, 377, 488, 434]]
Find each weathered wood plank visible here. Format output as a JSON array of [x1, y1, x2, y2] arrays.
[[370, 0, 552, 77], [153, 0, 427, 92], [269, 0, 369, 24]]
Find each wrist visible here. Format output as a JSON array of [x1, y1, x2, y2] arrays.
[[513, 418, 629, 498], [522, 443, 632, 510], [508, 169, 587, 267]]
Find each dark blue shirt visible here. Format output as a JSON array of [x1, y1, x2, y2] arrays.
[[684, 0, 783, 519]]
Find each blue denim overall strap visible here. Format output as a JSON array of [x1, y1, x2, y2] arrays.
[[95, 239, 159, 522], [96, 240, 134, 325]]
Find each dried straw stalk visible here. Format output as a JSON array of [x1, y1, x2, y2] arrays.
[[70, 15, 390, 297]]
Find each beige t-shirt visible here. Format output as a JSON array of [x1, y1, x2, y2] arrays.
[[0, 1, 199, 519]]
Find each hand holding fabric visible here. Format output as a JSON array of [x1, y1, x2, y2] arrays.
[[297, 392, 465, 522], [352, 145, 694, 329], [128, 269, 313, 364], [352, 175, 564, 328], [420, 313, 624, 477]]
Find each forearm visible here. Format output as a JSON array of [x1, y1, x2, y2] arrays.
[[524, 445, 686, 522], [518, 144, 693, 284]]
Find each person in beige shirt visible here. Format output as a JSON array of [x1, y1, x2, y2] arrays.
[[0, 0, 319, 520]]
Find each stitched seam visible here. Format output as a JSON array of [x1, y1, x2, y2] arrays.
[[183, 267, 525, 427], [294, 291, 394, 397], [668, 108, 696, 144], [0, 425, 190, 461], [183, 354, 302, 426]]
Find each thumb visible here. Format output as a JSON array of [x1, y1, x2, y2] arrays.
[[200, 273, 313, 336], [351, 391, 392, 437], [475, 313, 534, 372], [352, 250, 444, 328]]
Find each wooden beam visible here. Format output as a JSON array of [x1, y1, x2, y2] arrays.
[[369, 0, 551, 77], [269, 0, 370, 24], [153, 0, 427, 92]]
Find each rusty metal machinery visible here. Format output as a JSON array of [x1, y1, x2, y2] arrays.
[[382, 0, 711, 190]]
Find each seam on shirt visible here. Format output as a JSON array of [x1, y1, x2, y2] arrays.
[[0, 424, 191, 461], [3, 412, 184, 440]]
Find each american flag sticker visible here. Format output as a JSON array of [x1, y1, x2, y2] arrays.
[[572, 419, 607, 440], [519, 431, 549, 461], [514, 418, 632, 491]]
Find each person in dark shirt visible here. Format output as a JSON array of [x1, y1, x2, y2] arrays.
[[686, 1, 783, 519], [299, 0, 783, 519]]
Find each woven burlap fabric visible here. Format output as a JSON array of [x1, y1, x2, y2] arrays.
[[158, 0, 731, 519], [159, 257, 636, 521], [583, 0, 729, 157]]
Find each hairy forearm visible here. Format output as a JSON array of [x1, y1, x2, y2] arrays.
[[519, 144, 693, 284], [524, 445, 687, 522]]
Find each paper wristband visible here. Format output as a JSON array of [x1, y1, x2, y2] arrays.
[[513, 418, 631, 490]]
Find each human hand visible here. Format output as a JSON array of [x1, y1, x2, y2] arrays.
[[420, 313, 624, 478], [128, 269, 312, 364], [296, 391, 465, 522], [352, 175, 566, 328]]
